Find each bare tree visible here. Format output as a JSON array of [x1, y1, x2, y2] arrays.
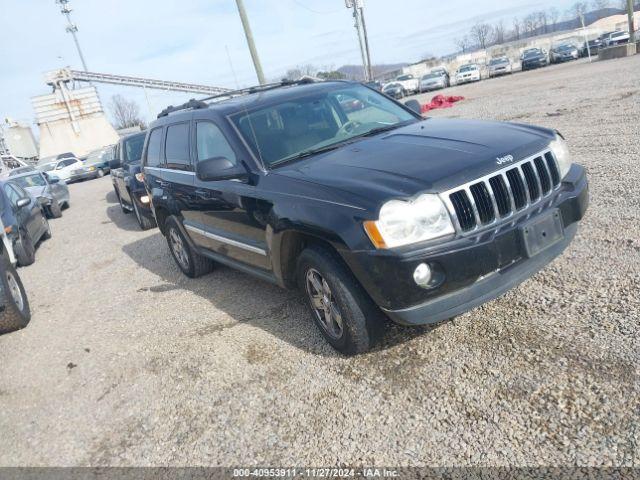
[[512, 17, 521, 40], [523, 13, 538, 36], [536, 10, 548, 33], [591, 0, 610, 9], [571, 1, 589, 19], [493, 20, 506, 44], [548, 7, 560, 31], [109, 95, 145, 130], [284, 64, 318, 80], [470, 22, 493, 49], [455, 35, 472, 53]]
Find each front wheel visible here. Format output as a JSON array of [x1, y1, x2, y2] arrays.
[[0, 260, 31, 334], [49, 199, 62, 218], [296, 245, 384, 355], [15, 229, 35, 267], [97, 169, 105, 178], [132, 197, 157, 231], [165, 217, 213, 278]]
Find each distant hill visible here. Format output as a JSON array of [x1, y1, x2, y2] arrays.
[[526, 7, 636, 38], [337, 63, 407, 81]]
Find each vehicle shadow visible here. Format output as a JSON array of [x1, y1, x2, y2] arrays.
[[121, 232, 438, 357], [105, 190, 141, 232]]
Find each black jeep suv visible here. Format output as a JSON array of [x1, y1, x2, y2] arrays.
[[142, 80, 588, 354], [110, 132, 157, 230]]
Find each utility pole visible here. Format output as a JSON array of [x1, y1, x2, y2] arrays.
[[346, 0, 370, 81], [627, 0, 636, 44], [359, 4, 374, 81], [56, 0, 88, 72], [234, 0, 266, 85], [580, 14, 592, 62]]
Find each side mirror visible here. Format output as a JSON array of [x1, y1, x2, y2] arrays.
[[56, 165, 64, 170], [109, 158, 122, 169], [16, 198, 30, 209], [196, 157, 247, 182], [404, 99, 422, 114]]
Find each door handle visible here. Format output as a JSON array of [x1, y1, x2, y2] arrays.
[[195, 189, 212, 199]]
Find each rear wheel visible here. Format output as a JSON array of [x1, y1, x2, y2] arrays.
[[132, 197, 157, 231], [15, 229, 35, 267], [165, 216, 213, 278], [296, 245, 384, 355], [115, 189, 130, 214], [97, 169, 105, 178], [0, 260, 31, 334]]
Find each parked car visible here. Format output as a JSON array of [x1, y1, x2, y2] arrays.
[[521, 48, 548, 70], [0, 179, 50, 266], [419, 73, 447, 92], [6, 166, 35, 177], [382, 82, 406, 99], [550, 44, 579, 63], [83, 146, 115, 178], [487, 56, 513, 77], [363, 80, 382, 91], [9, 170, 70, 218], [110, 132, 156, 230], [0, 215, 30, 335], [37, 152, 76, 166], [392, 74, 419, 95], [36, 157, 91, 183], [580, 38, 603, 57], [141, 79, 588, 354], [455, 64, 481, 84], [603, 30, 630, 46], [429, 67, 450, 87]]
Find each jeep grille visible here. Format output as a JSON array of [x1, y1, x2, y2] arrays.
[[442, 150, 561, 234]]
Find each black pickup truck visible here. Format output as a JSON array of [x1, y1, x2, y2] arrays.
[[110, 132, 156, 230], [142, 80, 588, 354]]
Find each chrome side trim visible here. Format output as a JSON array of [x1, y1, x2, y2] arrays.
[[184, 224, 267, 256], [145, 166, 195, 176]]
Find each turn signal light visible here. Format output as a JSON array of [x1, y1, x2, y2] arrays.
[[363, 221, 387, 249]]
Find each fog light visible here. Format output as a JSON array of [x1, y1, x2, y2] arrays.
[[140, 195, 150, 204], [413, 263, 432, 287]]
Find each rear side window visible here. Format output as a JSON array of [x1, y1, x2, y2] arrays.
[[145, 128, 163, 167], [4, 184, 21, 207], [164, 123, 191, 170], [195, 122, 236, 165], [123, 134, 145, 164]]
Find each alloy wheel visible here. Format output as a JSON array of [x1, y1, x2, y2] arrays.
[[305, 268, 344, 339], [169, 228, 189, 270], [6, 271, 24, 312]]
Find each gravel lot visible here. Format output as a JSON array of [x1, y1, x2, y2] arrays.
[[1, 56, 638, 467]]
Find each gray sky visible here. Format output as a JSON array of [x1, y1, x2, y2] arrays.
[[0, 0, 575, 127]]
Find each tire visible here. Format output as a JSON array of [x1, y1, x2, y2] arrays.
[[132, 197, 157, 231], [0, 260, 31, 334], [49, 199, 62, 218], [97, 169, 105, 178], [15, 229, 35, 267], [165, 216, 213, 278], [296, 244, 384, 355], [42, 218, 52, 240]]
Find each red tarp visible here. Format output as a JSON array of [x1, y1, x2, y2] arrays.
[[421, 95, 465, 113]]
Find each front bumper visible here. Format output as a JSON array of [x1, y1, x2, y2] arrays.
[[342, 164, 589, 325], [68, 171, 95, 182]]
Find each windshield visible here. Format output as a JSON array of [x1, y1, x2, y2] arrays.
[[37, 156, 56, 165], [231, 84, 417, 167], [396, 75, 412, 81], [13, 173, 46, 188], [85, 149, 106, 164], [556, 44, 574, 51], [421, 74, 439, 80], [458, 65, 477, 72], [36, 163, 56, 173], [489, 58, 507, 65], [524, 50, 541, 58], [383, 83, 400, 90], [123, 134, 146, 163]]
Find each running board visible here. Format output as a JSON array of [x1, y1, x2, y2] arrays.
[[197, 247, 279, 286]]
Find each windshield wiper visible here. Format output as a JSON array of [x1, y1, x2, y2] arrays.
[[270, 142, 347, 167]]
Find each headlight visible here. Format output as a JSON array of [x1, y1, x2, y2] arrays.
[[364, 194, 454, 248], [549, 133, 572, 179]]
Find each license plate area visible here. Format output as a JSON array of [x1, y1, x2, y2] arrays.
[[521, 209, 564, 258]]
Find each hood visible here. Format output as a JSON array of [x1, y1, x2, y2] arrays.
[[273, 118, 554, 207], [24, 185, 50, 199]]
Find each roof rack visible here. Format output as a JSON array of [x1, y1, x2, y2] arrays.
[[157, 77, 322, 118]]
